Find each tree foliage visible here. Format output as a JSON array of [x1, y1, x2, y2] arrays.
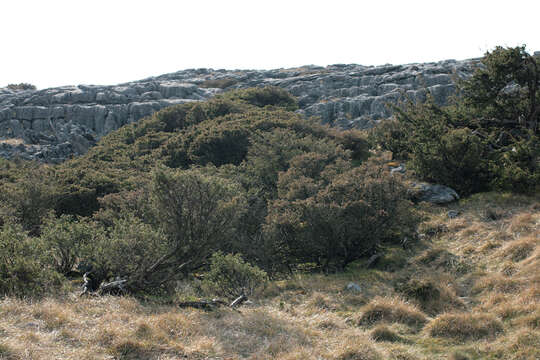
[[0, 86, 419, 296], [266, 154, 417, 272], [373, 46, 539, 195], [0, 222, 62, 297], [460, 45, 539, 132], [202, 252, 268, 299]]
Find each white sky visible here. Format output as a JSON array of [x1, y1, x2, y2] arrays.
[[1, 0, 539, 89]]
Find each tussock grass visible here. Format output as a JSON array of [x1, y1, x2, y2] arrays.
[[356, 297, 427, 328], [520, 310, 540, 329], [426, 313, 503, 340], [413, 248, 469, 273], [333, 338, 383, 360], [396, 277, 464, 315], [449, 352, 470, 360], [498, 235, 537, 262], [472, 274, 523, 294], [509, 212, 537, 234], [0, 343, 16, 360], [31, 301, 72, 330], [370, 325, 401, 342], [502, 329, 540, 360], [109, 340, 155, 360]]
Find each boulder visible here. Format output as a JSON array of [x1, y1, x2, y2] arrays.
[[409, 182, 460, 204], [346, 282, 362, 293]]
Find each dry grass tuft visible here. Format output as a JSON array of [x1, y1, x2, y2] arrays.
[[109, 340, 155, 360], [500, 328, 540, 360], [449, 352, 470, 360], [396, 277, 464, 315], [31, 301, 71, 330], [498, 236, 537, 262], [483, 207, 506, 221], [307, 292, 333, 311], [518, 309, 540, 329], [134, 322, 153, 339], [356, 297, 426, 328], [386, 348, 421, 360], [473, 274, 522, 294], [370, 325, 401, 342], [0, 343, 16, 360], [414, 248, 468, 273], [494, 302, 536, 321], [427, 313, 503, 340], [509, 212, 537, 233], [333, 338, 383, 360]]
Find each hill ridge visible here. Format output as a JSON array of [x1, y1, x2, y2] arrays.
[[0, 58, 477, 163]]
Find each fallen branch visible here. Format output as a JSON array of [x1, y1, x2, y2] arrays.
[[178, 295, 249, 310], [178, 299, 227, 310], [98, 278, 128, 295], [230, 294, 248, 308]]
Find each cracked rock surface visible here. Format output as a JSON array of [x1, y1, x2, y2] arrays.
[[0, 58, 478, 162]]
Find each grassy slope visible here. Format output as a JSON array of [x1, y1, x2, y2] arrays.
[[0, 192, 538, 360]]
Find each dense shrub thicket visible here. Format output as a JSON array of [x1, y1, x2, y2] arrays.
[[0, 86, 414, 296], [370, 46, 539, 195], [1, 46, 536, 297]]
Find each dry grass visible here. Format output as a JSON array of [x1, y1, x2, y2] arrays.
[[370, 325, 402, 342], [498, 235, 538, 262], [0, 138, 24, 146], [332, 338, 383, 360], [0, 192, 538, 359], [426, 313, 503, 340], [448, 352, 470, 360], [356, 297, 427, 328], [396, 277, 464, 315]]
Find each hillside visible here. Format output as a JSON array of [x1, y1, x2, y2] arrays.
[[0, 193, 538, 359], [1, 58, 476, 162], [0, 46, 538, 360]]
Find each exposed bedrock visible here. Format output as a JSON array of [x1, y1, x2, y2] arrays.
[[0, 58, 478, 162]]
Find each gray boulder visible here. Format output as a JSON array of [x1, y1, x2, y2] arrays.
[[345, 282, 362, 293], [409, 182, 460, 204]]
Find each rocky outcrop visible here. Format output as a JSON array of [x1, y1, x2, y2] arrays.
[[0, 59, 479, 162]]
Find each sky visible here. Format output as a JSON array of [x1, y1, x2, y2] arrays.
[[1, 0, 539, 89]]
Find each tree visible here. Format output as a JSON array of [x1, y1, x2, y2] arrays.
[[266, 154, 417, 272], [460, 45, 539, 132], [40, 214, 100, 275], [380, 45, 539, 195], [124, 167, 247, 291], [0, 222, 62, 297]]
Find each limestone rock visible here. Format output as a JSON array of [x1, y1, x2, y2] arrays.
[[346, 282, 362, 293], [0, 58, 480, 163], [409, 183, 460, 204]]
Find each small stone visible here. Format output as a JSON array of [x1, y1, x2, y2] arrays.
[[346, 282, 362, 293], [24, 322, 41, 329]]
